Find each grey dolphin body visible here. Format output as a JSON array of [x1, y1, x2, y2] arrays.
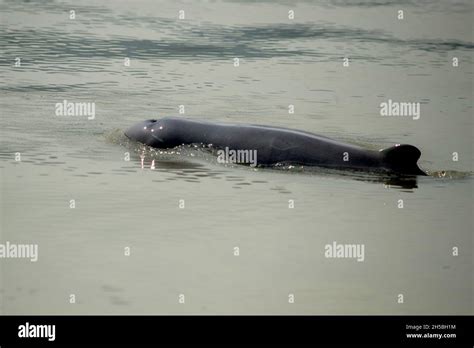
[[125, 117, 426, 175]]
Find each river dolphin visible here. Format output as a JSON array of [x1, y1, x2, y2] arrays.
[[125, 117, 426, 175]]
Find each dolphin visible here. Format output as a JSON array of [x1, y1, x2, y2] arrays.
[[125, 117, 426, 175]]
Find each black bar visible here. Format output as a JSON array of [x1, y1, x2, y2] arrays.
[[0, 315, 472, 346]]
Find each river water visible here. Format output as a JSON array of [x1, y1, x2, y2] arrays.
[[0, 0, 472, 314]]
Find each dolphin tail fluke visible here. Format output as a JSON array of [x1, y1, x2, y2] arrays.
[[380, 144, 427, 176]]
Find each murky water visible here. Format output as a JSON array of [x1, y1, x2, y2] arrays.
[[0, 0, 472, 314]]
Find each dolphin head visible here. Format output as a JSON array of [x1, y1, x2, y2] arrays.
[[125, 118, 183, 149], [125, 119, 164, 147]]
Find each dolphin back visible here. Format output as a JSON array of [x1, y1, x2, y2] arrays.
[[380, 144, 426, 175]]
